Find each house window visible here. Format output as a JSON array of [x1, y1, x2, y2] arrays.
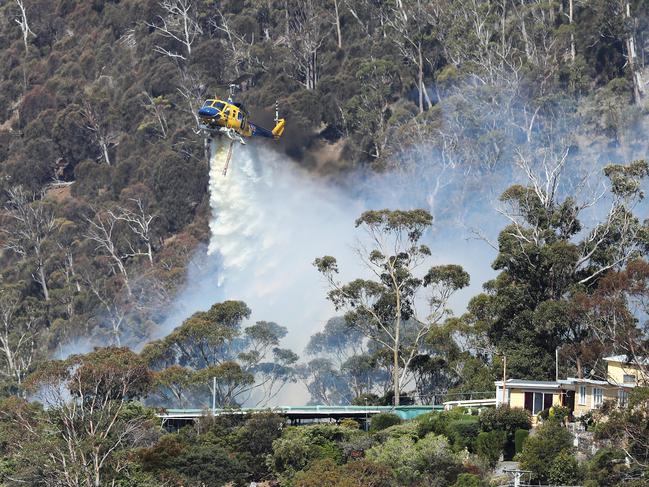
[[524, 392, 554, 415], [623, 374, 636, 384], [619, 389, 629, 407], [579, 385, 587, 405], [593, 388, 604, 407]]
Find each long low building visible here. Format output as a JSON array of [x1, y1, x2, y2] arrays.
[[157, 405, 444, 429]]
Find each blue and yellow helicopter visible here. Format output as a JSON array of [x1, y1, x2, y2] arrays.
[[198, 93, 286, 142], [198, 84, 285, 175]]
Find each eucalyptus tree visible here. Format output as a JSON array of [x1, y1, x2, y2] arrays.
[[1, 187, 59, 302], [141, 300, 298, 408], [315, 209, 469, 405], [19, 347, 154, 487], [461, 160, 649, 378]]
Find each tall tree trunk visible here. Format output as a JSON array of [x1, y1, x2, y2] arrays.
[[38, 264, 50, 301], [501, 0, 507, 68], [568, 0, 575, 62], [333, 0, 342, 49], [101, 141, 111, 166], [625, 1, 644, 103], [417, 42, 424, 114], [576, 356, 583, 379], [549, 0, 555, 23], [394, 290, 401, 406], [519, 0, 532, 62]]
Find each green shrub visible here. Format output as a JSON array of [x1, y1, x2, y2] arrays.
[[585, 448, 630, 487], [452, 473, 485, 487], [476, 430, 506, 468], [339, 418, 360, 429], [518, 421, 573, 482], [303, 424, 360, 444], [540, 405, 571, 423], [340, 434, 376, 461], [375, 420, 419, 441], [548, 450, 582, 485], [447, 417, 481, 452], [370, 412, 402, 432], [479, 406, 531, 459], [416, 409, 471, 438], [416, 411, 448, 437], [292, 458, 393, 487], [479, 406, 531, 434], [549, 405, 571, 423], [267, 424, 359, 485], [366, 434, 463, 486], [312, 441, 343, 464], [514, 429, 529, 454]]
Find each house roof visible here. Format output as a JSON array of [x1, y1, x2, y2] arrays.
[[604, 355, 649, 366], [565, 377, 609, 385], [495, 377, 629, 391], [443, 398, 497, 406], [495, 379, 563, 389]]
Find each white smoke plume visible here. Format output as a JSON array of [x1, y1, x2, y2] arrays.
[[155, 138, 500, 404]]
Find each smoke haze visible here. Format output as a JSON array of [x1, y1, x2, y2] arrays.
[[153, 137, 508, 403]]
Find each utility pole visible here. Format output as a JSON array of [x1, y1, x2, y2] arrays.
[[365, 398, 369, 431], [502, 355, 507, 405], [556, 348, 559, 382]]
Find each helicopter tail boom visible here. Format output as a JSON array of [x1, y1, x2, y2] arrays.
[[272, 119, 286, 139]]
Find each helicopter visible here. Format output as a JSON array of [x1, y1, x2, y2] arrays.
[[198, 83, 286, 175]]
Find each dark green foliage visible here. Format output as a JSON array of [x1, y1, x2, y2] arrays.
[[292, 458, 393, 487], [476, 430, 506, 468], [366, 433, 465, 486], [139, 412, 288, 486], [152, 151, 207, 233], [548, 450, 583, 486], [352, 393, 384, 406], [446, 417, 481, 453], [370, 413, 402, 432], [584, 448, 631, 487], [452, 473, 485, 487], [267, 424, 362, 485], [234, 412, 285, 479], [479, 407, 531, 434], [518, 421, 574, 482], [549, 405, 571, 423], [514, 429, 529, 455], [479, 407, 531, 459], [174, 443, 249, 487]]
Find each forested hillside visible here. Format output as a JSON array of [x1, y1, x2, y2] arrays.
[[1, 0, 649, 485]]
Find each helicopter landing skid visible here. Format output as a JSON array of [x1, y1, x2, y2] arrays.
[[198, 125, 246, 145]]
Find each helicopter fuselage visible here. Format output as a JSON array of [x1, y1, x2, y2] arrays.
[[198, 98, 285, 141]]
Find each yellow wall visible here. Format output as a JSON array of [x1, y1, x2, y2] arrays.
[[607, 360, 647, 386], [509, 390, 525, 409], [506, 389, 562, 414], [573, 383, 623, 416]]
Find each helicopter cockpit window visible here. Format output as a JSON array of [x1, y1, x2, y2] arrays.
[[203, 100, 214, 107], [213, 102, 225, 111], [237, 112, 243, 120]]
